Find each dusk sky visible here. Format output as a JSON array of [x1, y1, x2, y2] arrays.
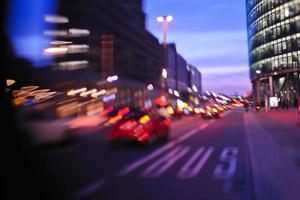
[[144, 0, 252, 95]]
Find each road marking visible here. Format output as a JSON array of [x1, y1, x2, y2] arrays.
[[213, 147, 239, 180], [117, 111, 234, 177], [177, 146, 214, 179], [141, 145, 190, 177], [73, 177, 106, 200], [118, 141, 178, 176]]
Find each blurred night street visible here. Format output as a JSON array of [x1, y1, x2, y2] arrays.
[[2, 0, 300, 200]]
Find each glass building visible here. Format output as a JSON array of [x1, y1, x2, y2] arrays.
[[247, 0, 300, 106]]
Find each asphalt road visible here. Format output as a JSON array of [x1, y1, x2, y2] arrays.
[[26, 108, 254, 200]]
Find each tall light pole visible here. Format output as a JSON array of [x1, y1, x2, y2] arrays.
[[157, 15, 173, 48], [157, 15, 173, 96]]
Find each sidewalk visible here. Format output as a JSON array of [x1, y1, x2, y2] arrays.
[[261, 108, 299, 127], [244, 110, 300, 200]]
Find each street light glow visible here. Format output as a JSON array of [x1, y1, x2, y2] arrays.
[[256, 69, 262, 74], [166, 15, 173, 22], [174, 90, 180, 97], [162, 68, 168, 79], [107, 75, 118, 82], [156, 16, 164, 22], [147, 84, 154, 91]]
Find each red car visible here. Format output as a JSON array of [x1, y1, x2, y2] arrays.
[[107, 108, 171, 145]]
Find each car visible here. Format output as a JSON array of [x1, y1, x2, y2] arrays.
[[199, 103, 221, 119], [107, 107, 171, 145]]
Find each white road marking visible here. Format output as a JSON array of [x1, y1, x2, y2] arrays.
[[141, 145, 190, 177], [177, 146, 214, 179], [213, 147, 239, 180], [73, 177, 106, 200], [117, 141, 178, 176]]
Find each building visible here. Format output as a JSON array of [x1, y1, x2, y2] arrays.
[[7, 0, 162, 108], [246, 0, 300, 106], [187, 64, 202, 95]]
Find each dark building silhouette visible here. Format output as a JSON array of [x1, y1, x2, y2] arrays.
[[56, 0, 161, 84], [247, 0, 300, 105]]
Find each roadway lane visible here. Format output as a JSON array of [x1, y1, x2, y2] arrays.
[[27, 108, 253, 200]]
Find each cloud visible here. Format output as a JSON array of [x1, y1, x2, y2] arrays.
[[198, 65, 249, 75]]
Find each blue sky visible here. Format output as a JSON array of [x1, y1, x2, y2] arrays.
[[144, 0, 251, 95]]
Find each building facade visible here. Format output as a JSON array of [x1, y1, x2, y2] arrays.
[[187, 64, 202, 95], [247, 0, 300, 106]]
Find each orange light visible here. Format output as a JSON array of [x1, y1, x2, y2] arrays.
[[200, 108, 205, 113], [108, 114, 123, 124], [212, 108, 218, 113], [139, 115, 151, 124]]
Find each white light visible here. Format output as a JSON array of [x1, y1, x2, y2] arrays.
[[187, 87, 192, 93], [91, 90, 106, 98], [59, 60, 89, 70], [147, 84, 154, 91], [156, 16, 164, 22], [166, 15, 173, 22], [174, 90, 180, 97], [186, 65, 190, 71], [50, 41, 72, 45], [162, 68, 167, 78], [177, 99, 184, 108], [192, 85, 198, 92], [69, 28, 90, 36], [44, 30, 68, 36], [168, 88, 173, 94], [107, 75, 118, 82], [255, 69, 261, 74], [6, 79, 15, 86], [62, 44, 89, 53], [45, 15, 69, 23], [67, 88, 87, 96], [44, 47, 68, 55], [80, 89, 97, 97]]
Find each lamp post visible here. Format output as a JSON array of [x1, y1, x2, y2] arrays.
[[156, 15, 173, 48], [157, 16, 173, 96]]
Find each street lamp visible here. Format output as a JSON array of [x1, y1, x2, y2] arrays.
[[255, 69, 261, 74], [156, 15, 173, 48], [162, 68, 168, 79]]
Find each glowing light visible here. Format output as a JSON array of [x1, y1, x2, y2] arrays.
[[69, 28, 90, 36], [166, 15, 173, 22], [156, 16, 164, 22], [168, 88, 173, 94], [6, 79, 15, 86], [187, 87, 192, 93], [80, 89, 97, 97], [139, 115, 151, 124], [20, 86, 39, 92], [67, 88, 87, 96], [107, 75, 118, 82], [147, 84, 154, 91], [63, 44, 89, 53], [44, 47, 68, 56], [103, 94, 116, 102], [177, 99, 184, 109], [256, 69, 261, 74], [45, 15, 69, 23], [44, 30, 68, 36], [58, 60, 89, 70], [174, 90, 179, 97], [192, 85, 198, 92], [91, 90, 106, 98], [50, 41, 72, 45], [167, 106, 174, 115], [162, 68, 167, 78]]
